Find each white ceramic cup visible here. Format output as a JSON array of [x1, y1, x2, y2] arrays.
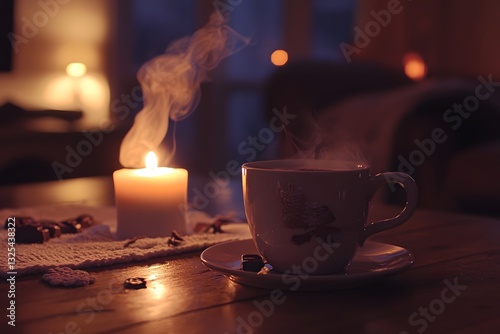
[[242, 159, 418, 275]]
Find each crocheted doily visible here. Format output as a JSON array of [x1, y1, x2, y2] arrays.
[[0, 205, 251, 277]]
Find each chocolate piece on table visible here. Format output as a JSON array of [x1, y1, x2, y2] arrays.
[[58, 219, 82, 234], [210, 220, 225, 234], [241, 254, 265, 272], [38, 220, 62, 238], [123, 236, 146, 248], [16, 225, 50, 244], [123, 277, 147, 289], [4, 216, 37, 229], [170, 230, 184, 241], [75, 214, 97, 228], [192, 221, 225, 234], [167, 238, 182, 247], [167, 230, 185, 246]]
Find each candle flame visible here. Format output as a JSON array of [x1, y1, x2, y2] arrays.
[[145, 151, 158, 169]]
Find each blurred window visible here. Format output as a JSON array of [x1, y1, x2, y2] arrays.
[[123, 0, 355, 170]]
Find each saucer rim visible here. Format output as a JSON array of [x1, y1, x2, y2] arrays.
[[200, 239, 414, 291]]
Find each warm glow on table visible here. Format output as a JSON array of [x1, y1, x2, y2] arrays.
[[113, 152, 188, 239]]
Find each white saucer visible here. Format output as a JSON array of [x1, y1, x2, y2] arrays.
[[200, 239, 414, 291]]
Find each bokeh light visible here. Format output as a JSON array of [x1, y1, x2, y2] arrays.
[[66, 62, 87, 78], [270, 49, 288, 66], [403, 53, 427, 81]]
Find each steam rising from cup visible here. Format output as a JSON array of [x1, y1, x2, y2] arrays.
[[119, 13, 249, 168]]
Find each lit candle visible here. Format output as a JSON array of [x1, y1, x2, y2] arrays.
[[113, 151, 188, 239]]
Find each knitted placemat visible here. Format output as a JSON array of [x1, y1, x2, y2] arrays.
[[0, 205, 251, 277]]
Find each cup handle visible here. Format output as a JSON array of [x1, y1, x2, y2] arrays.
[[360, 172, 418, 245]]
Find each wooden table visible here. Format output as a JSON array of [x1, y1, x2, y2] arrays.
[[1, 177, 499, 334]]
